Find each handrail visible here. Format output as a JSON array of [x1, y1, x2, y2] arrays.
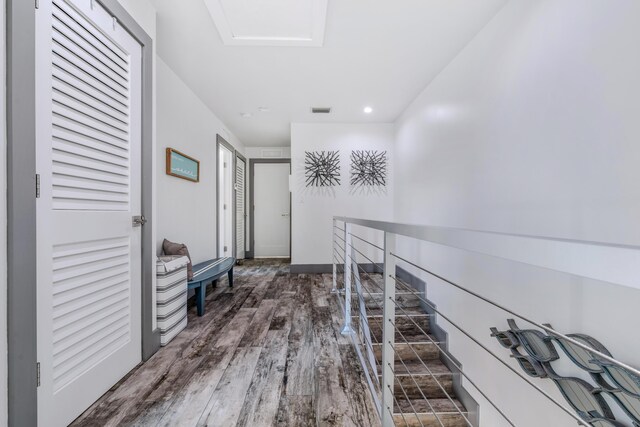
[[334, 216, 640, 291], [391, 251, 640, 379], [332, 216, 640, 427]]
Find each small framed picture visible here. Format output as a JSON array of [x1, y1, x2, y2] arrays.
[[166, 148, 200, 182]]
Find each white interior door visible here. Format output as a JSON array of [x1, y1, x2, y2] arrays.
[[218, 144, 234, 257], [235, 156, 246, 259], [36, 1, 143, 425], [254, 163, 290, 257]]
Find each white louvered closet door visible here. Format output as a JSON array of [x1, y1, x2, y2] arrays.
[[36, 1, 143, 425], [236, 156, 246, 259]]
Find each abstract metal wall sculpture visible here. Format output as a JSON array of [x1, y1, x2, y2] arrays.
[[350, 150, 387, 186], [304, 150, 341, 187], [491, 319, 640, 427]]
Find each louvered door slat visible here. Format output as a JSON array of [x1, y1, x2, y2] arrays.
[[53, 66, 128, 117], [54, 89, 129, 133], [54, 271, 129, 307], [53, 311, 129, 362], [53, 78, 129, 125], [53, 327, 130, 389], [53, 314, 129, 369], [236, 157, 246, 259], [52, 22, 129, 89], [53, 101, 129, 142], [52, 50, 128, 107], [52, 1, 128, 71], [53, 124, 129, 156], [52, 150, 128, 177], [38, 0, 142, 423], [53, 138, 128, 169], [53, 112, 129, 151]]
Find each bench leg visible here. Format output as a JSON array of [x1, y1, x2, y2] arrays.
[[228, 267, 233, 288], [196, 284, 206, 316]]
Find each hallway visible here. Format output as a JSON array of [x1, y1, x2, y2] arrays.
[[72, 260, 379, 426]]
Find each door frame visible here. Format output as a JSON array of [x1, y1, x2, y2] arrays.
[[235, 152, 247, 260], [215, 134, 236, 258], [6, 1, 156, 425], [248, 159, 291, 259]]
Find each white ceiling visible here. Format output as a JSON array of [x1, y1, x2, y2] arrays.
[[204, 0, 328, 46], [150, 0, 507, 147]]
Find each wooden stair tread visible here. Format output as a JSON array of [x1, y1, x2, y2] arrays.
[[372, 342, 441, 361], [394, 397, 466, 414], [370, 330, 436, 343], [384, 359, 452, 377], [363, 306, 427, 316]]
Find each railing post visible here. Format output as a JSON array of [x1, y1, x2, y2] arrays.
[[381, 231, 396, 426], [331, 218, 338, 294], [341, 222, 354, 335]]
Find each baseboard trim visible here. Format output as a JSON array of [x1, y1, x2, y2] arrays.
[[290, 263, 382, 274], [396, 266, 480, 427]]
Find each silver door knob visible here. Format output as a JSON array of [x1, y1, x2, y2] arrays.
[[132, 215, 147, 227]]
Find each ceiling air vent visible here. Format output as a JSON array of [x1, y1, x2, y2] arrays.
[[311, 107, 331, 114]]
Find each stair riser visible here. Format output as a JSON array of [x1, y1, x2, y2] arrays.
[[369, 329, 430, 343], [372, 343, 440, 361], [353, 292, 422, 308], [392, 413, 468, 427], [391, 376, 454, 399], [353, 316, 430, 337]]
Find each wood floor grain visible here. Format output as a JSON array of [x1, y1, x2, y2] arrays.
[[71, 259, 380, 427]]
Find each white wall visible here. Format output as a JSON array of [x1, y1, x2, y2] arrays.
[[244, 146, 291, 160], [291, 123, 394, 266], [0, 0, 7, 422], [156, 57, 244, 263], [394, 1, 640, 425]]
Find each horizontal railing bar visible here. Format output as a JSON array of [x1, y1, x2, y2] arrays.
[[335, 216, 640, 251], [350, 244, 384, 272], [367, 312, 471, 427], [352, 261, 385, 294], [353, 267, 467, 422], [334, 225, 346, 233], [388, 336, 471, 427], [349, 333, 383, 415], [390, 393, 412, 427], [342, 257, 480, 427], [363, 287, 473, 427], [389, 274, 590, 427], [350, 233, 384, 252], [340, 242, 511, 426], [391, 252, 640, 378], [387, 295, 516, 426], [334, 233, 346, 243], [333, 281, 382, 416], [389, 363, 430, 427], [335, 216, 640, 291]]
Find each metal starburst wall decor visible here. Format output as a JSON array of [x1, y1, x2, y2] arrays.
[[304, 151, 341, 187], [350, 150, 387, 186]]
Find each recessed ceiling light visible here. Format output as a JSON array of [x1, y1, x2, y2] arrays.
[[364, 106, 373, 114], [240, 112, 253, 118], [258, 107, 271, 113]]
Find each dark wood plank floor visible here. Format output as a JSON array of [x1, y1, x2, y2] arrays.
[[72, 259, 380, 427]]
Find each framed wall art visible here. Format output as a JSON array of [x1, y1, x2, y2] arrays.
[[166, 148, 200, 182]]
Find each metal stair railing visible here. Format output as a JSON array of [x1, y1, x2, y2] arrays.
[[331, 216, 640, 427]]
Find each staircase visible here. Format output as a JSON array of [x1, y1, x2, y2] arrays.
[[353, 285, 471, 427]]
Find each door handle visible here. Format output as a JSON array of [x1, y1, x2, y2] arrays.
[[132, 215, 147, 227]]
